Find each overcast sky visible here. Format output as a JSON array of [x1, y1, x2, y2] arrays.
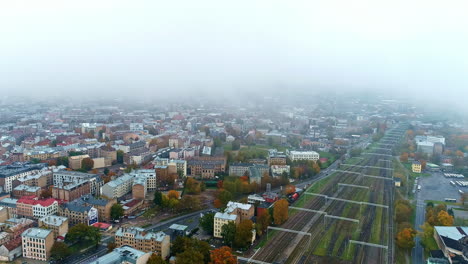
[[0, 0, 467, 107]]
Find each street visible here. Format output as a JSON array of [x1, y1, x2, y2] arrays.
[[412, 186, 425, 264]]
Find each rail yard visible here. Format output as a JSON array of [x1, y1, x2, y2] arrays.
[[243, 126, 407, 264]]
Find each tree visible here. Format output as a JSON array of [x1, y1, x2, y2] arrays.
[[103, 168, 110, 175], [420, 160, 427, 170], [232, 140, 241, 151], [234, 219, 253, 249], [186, 177, 201, 194], [65, 223, 101, 247], [40, 188, 52, 199], [437, 210, 454, 226], [110, 204, 124, 220], [216, 189, 233, 208], [172, 237, 210, 264], [177, 249, 204, 264], [117, 150, 124, 164], [50, 242, 71, 260], [256, 211, 271, 236], [154, 191, 163, 206], [395, 201, 412, 223], [107, 242, 117, 253], [396, 228, 416, 249], [168, 190, 180, 200], [199, 212, 215, 235], [221, 222, 236, 247], [210, 246, 237, 264], [56, 156, 69, 167], [400, 152, 409, 163], [147, 253, 166, 264], [81, 157, 94, 171], [284, 185, 296, 195], [176, 195, 202, 212], [273, 199, 289, 225]]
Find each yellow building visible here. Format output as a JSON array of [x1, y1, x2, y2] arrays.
[[213, 202, 254, 238], [114, 227, 170, 259], [412, 161, 422, 173]]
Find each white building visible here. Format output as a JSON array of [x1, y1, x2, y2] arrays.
[[101, 174, 134, 199], [101, 170, 156, 199], [287, 150, 320, 162], [32, 200, 58, 219], [271, 165, 291, 177]]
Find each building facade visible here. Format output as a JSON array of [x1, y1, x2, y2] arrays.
[[21, 228, 54, 261], [114, 227, 170, 259]]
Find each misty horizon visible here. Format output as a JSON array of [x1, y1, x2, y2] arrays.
[[1, 0, 467, 111]]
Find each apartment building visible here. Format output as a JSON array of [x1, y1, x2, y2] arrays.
[[101, 174, 134, 199], [114, 227, 170, 258], [60, 194, 115, 223], [102, 170, 156, 199], [271, 165, 291, 177], [53, 170, 103, 196], [287, 150, 320, 161], [229, 163, 253, 176], [412, 161, 422, 173], [187, 156, 226, 178], [214, 202, 254, 238], [59, 203, 98, 226], [16, 196, 58, 219], [38, 215, 69, 238], [12, 185, 41, 199], [52, 180, 91, 201], [21, 228, 54, 261], [14, 170, 52, 188], [68, 154, 91, 170], [0, 163, 46, 193], [89, 246, 151, 264]]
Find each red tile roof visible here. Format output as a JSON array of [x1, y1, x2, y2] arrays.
[[17, 196, 58, 207]]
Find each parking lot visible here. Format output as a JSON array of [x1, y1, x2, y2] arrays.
[[419, 171, 464, 203]]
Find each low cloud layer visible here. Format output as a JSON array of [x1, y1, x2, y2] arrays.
[[0, 0, 467, 109]]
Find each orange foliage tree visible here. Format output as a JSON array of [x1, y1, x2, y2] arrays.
[[437, 210, 454, 226], [396, 228, 416, 249], [167, 190, 180, 200], [399, 152, 409, 163], [273, 199, 289, 225], [210, 246, 237, 264], [284, 185, 296, 195]]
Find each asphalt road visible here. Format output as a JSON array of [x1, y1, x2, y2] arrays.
[[412, 188, 425, 264]]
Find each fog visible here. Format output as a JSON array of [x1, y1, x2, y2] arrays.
[[1, 0, 467, 108]]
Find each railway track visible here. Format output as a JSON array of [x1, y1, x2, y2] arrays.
[[246, 127, 404, 264]]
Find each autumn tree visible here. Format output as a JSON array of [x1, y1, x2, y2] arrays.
[[395, 199, 412, 223], [210, 246, 237, 264], [396, 228, 416, 249], [399, 152, 409, 163], [186, 177, 202, 194], [81, 157, 94, 171], [420, 160, 427, 170], [273, 199, 289, 225], [167, 190, 180, 200], [284, 185, 296, 195], [215, 189, 233, 208], [437, 210, 454, 226], [107, 242, 117, 253], [235, 219, 254, 249], [147, 253, 166, 264], [256, 211, 271, 236]]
